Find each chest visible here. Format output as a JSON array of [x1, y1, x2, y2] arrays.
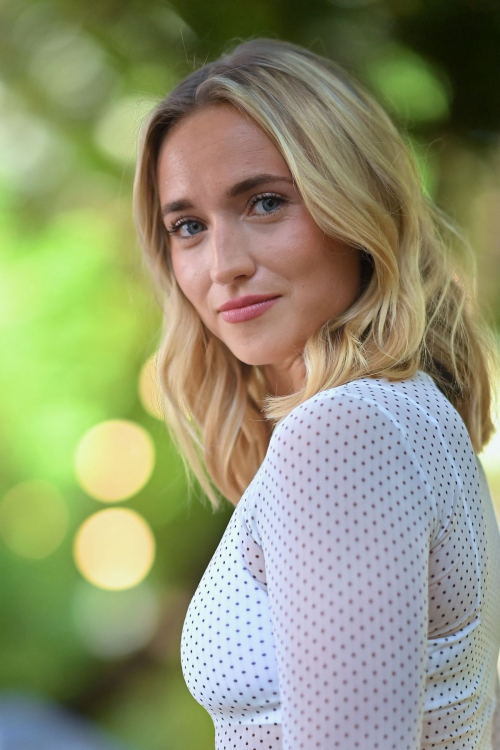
[[180, 500, 282, 725]]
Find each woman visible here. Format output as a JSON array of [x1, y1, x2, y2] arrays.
[[133, 38, 500, 749]]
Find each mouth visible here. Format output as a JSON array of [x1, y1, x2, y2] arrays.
[[218, 296, 281, 323], [218, 295, 281, 312]]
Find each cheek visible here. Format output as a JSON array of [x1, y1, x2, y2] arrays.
[[287, 223, 359, 295], [265, 218, 319, 273], [172, 254, 195, 295], [172, 258, 210, 314]]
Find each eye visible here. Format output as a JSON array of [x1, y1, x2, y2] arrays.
[[166, 217, 204, 240], [165, 192, 288, 242], [249, 193, 286, 214]]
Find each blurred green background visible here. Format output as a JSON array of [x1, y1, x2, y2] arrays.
[[1, 0, 499, 748]]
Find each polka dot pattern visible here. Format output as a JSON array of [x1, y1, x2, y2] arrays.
[[180, 370, 500, 749]]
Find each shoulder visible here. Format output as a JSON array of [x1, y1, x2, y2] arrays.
[[246, 372, 440, 547], [265, 371, 446, 487], [270, 373, 426, 448]]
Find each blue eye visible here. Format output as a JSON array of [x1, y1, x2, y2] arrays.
[[166, 192, 288, 242], [253, 195, 282, 213], [166, 218, 204, 240]]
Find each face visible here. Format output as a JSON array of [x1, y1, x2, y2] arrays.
[[157, 103, 361, 396]]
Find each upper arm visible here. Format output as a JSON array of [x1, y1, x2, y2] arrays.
[[244, 392, 437, 749]]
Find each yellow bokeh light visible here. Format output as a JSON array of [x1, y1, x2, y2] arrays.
[[73, 507, 155, 591], [138, 351, 192, 423], [0, 479, 68, 559], [138, 352, 165, 420], [74, 419, 155, 502]]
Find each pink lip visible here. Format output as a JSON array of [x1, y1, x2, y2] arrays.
[[218, 294, 280, 312], [220, 296, 281, 323]]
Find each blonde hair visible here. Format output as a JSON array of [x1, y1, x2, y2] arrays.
[[133, 37, 500, 512]]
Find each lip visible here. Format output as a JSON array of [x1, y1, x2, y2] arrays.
[[218, 294, 280, 312], [220, 296, 281, 323]]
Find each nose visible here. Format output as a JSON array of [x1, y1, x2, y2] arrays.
[[209, 218, 256, 285]]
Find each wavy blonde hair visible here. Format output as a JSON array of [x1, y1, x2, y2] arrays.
[[133, 37, 500, 511]]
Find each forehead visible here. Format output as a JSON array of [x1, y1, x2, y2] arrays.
[[156, 104, 289, 193]]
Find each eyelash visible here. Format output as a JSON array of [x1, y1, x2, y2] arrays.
[[165, 192, 288, 241]]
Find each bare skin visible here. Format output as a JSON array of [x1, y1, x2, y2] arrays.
[[157, 103, 361, 397]]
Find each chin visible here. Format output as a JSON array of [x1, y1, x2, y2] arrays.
[[226, 345, 276, 368], [232, 353, 270, 367]]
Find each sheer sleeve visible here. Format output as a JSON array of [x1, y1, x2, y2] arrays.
[[243, 392, 438, 749]]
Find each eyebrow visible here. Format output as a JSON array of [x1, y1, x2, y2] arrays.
[[160, 173, 294, 217]]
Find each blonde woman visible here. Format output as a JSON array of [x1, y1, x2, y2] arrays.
[[133, 38, 500, 749]]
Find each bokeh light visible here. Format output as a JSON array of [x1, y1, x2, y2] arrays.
[[0, 479, 68, 559], [138, 352, 165, 421], [72, 579, 161, 659], [25, 18, 115, 115], [74, 419, 155, 502], [73, 507, 156, 591], [138, 351, 192, 423], [365, 43, 451, 123], [94, 95, 158, 163]]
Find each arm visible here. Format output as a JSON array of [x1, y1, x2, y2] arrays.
[[245, 392, 437, 749]]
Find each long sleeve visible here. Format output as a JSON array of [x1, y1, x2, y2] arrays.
[[243, 391, 438, 749]]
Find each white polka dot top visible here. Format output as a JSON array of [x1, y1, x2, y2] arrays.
[[180, 370, 500, 749]]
